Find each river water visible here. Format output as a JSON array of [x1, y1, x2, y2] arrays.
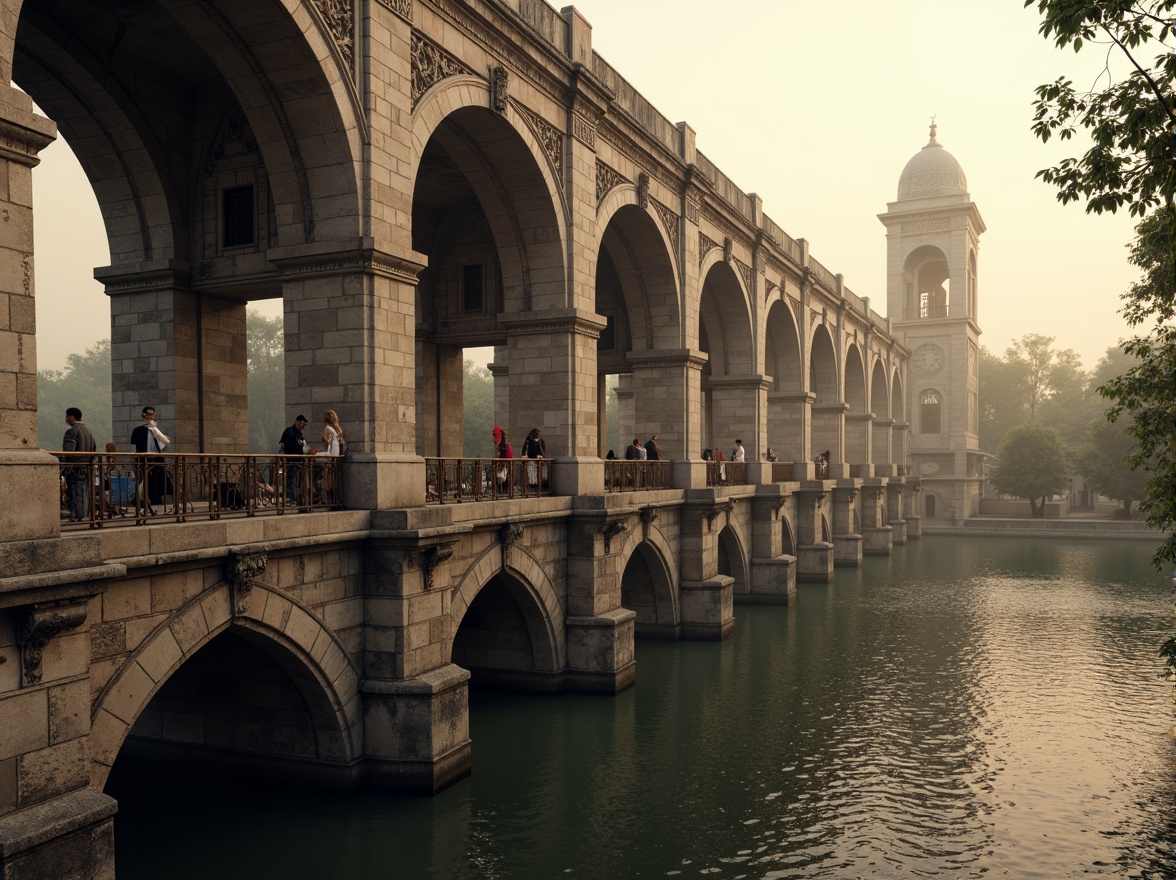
[[108, 537, 1176, 879]]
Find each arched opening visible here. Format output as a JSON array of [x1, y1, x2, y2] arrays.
[[904, 245, 950, 321], [717, 525, 748, 597], [412, 104, 563, 459], [698, 260, 753, 455], [809, 325, 841, 466], [920, 389, 942, 434], [870, 360, 890, 466], [891, 371, 907, 468], [925, 494, 937, 518], [596, 204, 680, 456], [844, 345, 868, 466], [781, 516, 796, 556], [452, 572, 559, 691], [620, 541, 678, 639], [765, 300, 804, 461]]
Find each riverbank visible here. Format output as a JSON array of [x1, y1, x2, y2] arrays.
[[926, 515, 1162, 540]]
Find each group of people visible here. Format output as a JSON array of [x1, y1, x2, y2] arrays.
[[278, 410, 347, 504], [623, 436, 661, 461], [701, 439, 746, 463], [488, 426, 546, 491]]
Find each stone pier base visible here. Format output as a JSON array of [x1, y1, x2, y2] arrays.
[[863, 526, 893, 556], [679, 576, 734, 639], [907, 514, 923, 539], [0, 789, 117, 880], [565, 609, 636, 693], [361, 665, 471, 794], [834, 534, 863, 567], [796, 542, 834, 583], [744, 557, 797, 605], [889, 519, 908, 545]]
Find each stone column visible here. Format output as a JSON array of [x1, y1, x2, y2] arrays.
[[0, 89, 58, 542], [887, 479, 908, 544], [795, 484, 833, 583], [628, 350, 707, 489], [677, 500, 735, 639], [488, 346, 509, 435], [906, 482, 923, 539], [831, 482, 863, 567], [271, 243, 426, 510], [414, 337, 463, 457], [502, 310, 606, 497], [361, 532, 470, 793], [811, 402, 847, 478], [613, 373, 633, 455], [860, 480, 893, 556], [706, 374, 768, 462], [769, 390, 812, 466], [102, 270, 249, 454], [566, 503, 636, 693], [845, 412, 873, 477], [873, 417, 893, 472], [746, 487, 797, 604]]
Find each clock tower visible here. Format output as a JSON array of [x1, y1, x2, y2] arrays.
[[879, 123, 985, 522]]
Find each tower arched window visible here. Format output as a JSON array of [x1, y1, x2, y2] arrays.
[[920, 389, 941, 434]]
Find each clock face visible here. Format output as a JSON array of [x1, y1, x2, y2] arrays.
[[913, 344, 945, 374]]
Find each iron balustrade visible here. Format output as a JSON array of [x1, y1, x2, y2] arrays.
[[705, 461, 747, 487], [603, 460, 672, 493], [771, 462, 794, 482], [425, 457, 551, 503], [54, 452, 344, 528]]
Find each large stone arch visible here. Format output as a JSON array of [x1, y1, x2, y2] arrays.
[[870, 358, 891, 465], [411, 78, 567, 314], [617, 525, 679, 637], [447, 542, 565, 675], [717, 522, 749, 597], [809, 323, 843, 465], [765, 298, 805, 461], [844, 343, 868, 466], [89, 581, 361, 790], [15, 0, 365, 253], [698, 257, 755, 452]]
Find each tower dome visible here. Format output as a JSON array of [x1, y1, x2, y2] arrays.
[[897, 123, 967, 200]]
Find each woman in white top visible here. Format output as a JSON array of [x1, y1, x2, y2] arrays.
[[320, 410, 344, 503]]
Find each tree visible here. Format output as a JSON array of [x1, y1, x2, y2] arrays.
[[979, 345, 1030, 452], [1099, 212, 1176, 565], [990, 421, 1070, 517], [1076, 416, 1149, 516], [463, 360, 494, 457], [37, 339, 112, 450], [247, 310, 285, 453]]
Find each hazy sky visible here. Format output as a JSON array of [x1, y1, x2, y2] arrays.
[[30, 0, 1142, 372]]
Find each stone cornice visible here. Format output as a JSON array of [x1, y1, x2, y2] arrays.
[[500, 308, 607, 338], [626, 348, 709, 370], [268, 243, 426, 282]]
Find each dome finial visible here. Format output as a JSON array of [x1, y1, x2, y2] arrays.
[[928, 115, 938, 145]]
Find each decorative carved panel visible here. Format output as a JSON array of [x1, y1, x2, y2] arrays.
[[310, 0, 354, 69], [521, 108, 564, 182], [411, 33, 472, 109], [596, 161, 626, 204], [491, 66, 509, 113], [698, 232, 720, 266], [652, 199, 680, 264], [376, 0, 412, 23]]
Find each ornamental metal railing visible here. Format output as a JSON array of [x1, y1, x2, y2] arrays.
[[425, 457, 552, 504], [705, 461, 747, 487], [54, 452, 343, 528], [771, 462, 794, 482], [603, 460, 672, 493]]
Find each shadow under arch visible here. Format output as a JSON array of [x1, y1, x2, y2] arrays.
[[717, 523, 749, 598], [618, 528, 679, 639], [448, 545, 565, 692], [91, 582, 361, 792]]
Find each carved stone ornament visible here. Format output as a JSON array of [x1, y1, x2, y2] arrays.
[[776, 495, 787, 517], [641, 506, 658, 539], [411, 33, 471, 110], [685, 200, 700, 224], [228, 550, 268, 617], [500, 522, 524, 547], [638, 173, 650, 210], [311, 0, 354, 69], [704, 509, 718, 532], [600, 521, 626, 554], [491, 66, 509, 113], [376, 0, 412, 23], [698, 232, 720, 266], [723, 237, 734, 264], [17, 602, 88, 687], [572, 108, 599, 147], [521, 108, 564, 181], [652, 200, 680, 265], [421, 544, 454, 591], [596, 161, 626, 204], [733, 257, 752, 293]]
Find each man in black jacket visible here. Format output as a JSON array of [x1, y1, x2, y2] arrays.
[[644, 435, 660, 460], [62, 407, 96, 521], [279, 415, 310, 503]]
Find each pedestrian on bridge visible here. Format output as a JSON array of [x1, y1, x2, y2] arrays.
[[62, 407, 96, 521]]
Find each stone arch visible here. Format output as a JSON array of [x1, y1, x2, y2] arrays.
[[891, 369, 907, 467], [780, 512, 797, 556], [717, 522, 749, 596], [844, 343, 868, 465], [904, 244, 951, 320], [447, 542, 565, 675], [810, 323, 842, 464], [617, 523, 679, 636], [595, 191, 682, 354], [16, 0, 365, 252], [89, 582, 361, 790], [870, 358, 891, 465], [411, 78, 567, 314], [698, 258, 755, 450], [765, 298, 805, 461]]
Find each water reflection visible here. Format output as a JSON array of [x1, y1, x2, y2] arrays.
[[108, 537, 1176, 878]]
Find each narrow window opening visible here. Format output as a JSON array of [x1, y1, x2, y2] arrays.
[[223, 186, 255, 248], [463, 264, 484, 313]]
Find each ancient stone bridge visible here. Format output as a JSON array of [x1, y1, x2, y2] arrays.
[[0, 1, 940, 876]]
